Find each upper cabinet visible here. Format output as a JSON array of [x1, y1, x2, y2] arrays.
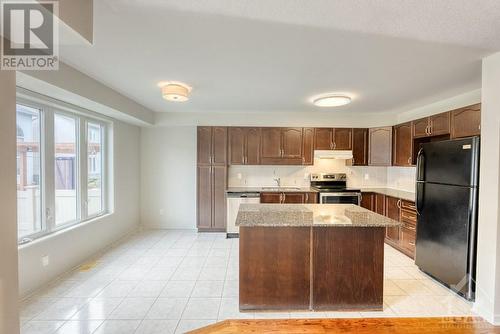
[[260, 127, 303, 165], [368, 127, 392, 166], [229, 127, 261, 165], [350, 128, 368, 166], [302, 128, 314, 165], [412, 112, 450, 138], [451, 104, 481, 138], [314, 128, 352, 150], [393, 122, 413, 166], [197, 126, 227, 166]]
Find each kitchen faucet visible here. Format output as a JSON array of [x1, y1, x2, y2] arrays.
[[273, 177, 281, 187]]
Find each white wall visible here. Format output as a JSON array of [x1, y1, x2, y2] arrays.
[[18, 120, 141, 297], [474, 52, 500, 324], [140, 126, 197, 230], [0, 68, 21, 334]]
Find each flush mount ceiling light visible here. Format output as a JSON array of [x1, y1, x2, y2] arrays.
[[311, 93, 352, 107], [157, 81, 192, 102]]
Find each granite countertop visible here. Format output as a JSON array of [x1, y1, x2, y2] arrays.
[[360, 188, 415, 202], [236, 203, 402, 228], [226, 186, 318, 193]]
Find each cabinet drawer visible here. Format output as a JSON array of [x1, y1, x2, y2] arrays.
[[400, 227, 416, 253], [401, 200, 416, 212], [400, 209, 417, 225]]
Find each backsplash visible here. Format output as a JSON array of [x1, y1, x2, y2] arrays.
[[228, 159, 416, 192]]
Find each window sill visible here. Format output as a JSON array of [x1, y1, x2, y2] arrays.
[[18, 212, 113, 249]]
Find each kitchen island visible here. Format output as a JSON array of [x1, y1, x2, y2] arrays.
[[236, 204, 401, 312]]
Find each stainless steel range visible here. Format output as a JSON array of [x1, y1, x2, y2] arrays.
[[310, 173, 361, 205]]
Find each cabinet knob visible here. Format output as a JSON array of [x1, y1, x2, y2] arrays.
[[408, 157, 412, 165]]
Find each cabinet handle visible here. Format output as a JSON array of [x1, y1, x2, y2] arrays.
[[302, 156, 305, 164], [409, 242, 415, 246], [333, 142, 337, 150], [397, 199, 401, 209], [305, 193, 309, 202], [406, 226, 416, 231], [407, 157, 412, 165], [282, 193, 286, 203], [352, 158, 355, 165]]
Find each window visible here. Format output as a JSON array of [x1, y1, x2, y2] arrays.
[[54, 114, 79, 226], [16, 95, 110, 243], [16, 104, 43, 238], [87, 122, 104, 217]]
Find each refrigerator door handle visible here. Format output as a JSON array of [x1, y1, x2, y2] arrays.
[[416, 182, 424, 215], [416, 147, 425, 181]]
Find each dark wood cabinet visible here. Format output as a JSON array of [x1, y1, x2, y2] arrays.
[[360, 192, 375, 211], [229, 127, 261, 165], [333, 128, 352, 150], [374, 193, 385, 215], [351, 128, 368, 166], [412, 112, 450, 138], [282, 128, 303, 158], [314, 128, 352, 150], [197, 126, 228, 231], [260, 192, 317, 204], [260, 192, 282, 204], [451, 104, 481, 138], [314, 128, 333, 150], [393, 122, 413, 166], [368, 127, 392, 166], [429, 112, 450, 136], [302, 128, 314, 165], [261, 128, 282, 159], [384, 196, 400, 244]]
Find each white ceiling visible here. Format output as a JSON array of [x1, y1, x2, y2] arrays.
[[59, 0, 499, 114]]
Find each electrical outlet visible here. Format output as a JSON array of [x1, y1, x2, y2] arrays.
[[159, 209, 164, 216], [42, 255, 49, 267], [237, 173, 242, 180], [364, 173, 370, 180]]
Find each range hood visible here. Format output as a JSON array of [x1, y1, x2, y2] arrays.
[[314, 150, 353, 160]]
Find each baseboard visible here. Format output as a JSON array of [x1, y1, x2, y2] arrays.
[[472, 302, 499, 325]]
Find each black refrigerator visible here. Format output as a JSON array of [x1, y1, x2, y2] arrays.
[[415, 137, 479, 301]]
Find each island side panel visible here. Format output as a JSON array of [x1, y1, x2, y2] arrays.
[[239, 226, 311, 311], [312, 227, 384, 311]]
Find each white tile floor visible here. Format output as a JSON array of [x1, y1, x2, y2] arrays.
[[20, 230, 475, 334]]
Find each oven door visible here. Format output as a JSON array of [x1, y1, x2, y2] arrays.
[[320, 192, 361, 205]]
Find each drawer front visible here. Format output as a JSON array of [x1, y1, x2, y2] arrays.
[[400, 227, 416, 254], [401, 200, 416, 212], [400, 209, 417, 226]]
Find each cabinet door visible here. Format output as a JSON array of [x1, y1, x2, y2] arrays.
[[283, 192, 305, 204], [197, 127, 212, 165], [314, 128, 333, 150], [393, 122, 413, 166], [282, 128, 303, 158], [304, 192, 318, 203], [212, 126, 227, 165], [246, 128, 261, 165], [429, 112, 450, 136], [212, 166, 227, 229], [368, 127, 392, 166], [451, 104, 481, 138], [360, 192, 375, 211], [352, 128, 368, 166], [302, 128, 314, 165], [374, 193, 385, 215], [197, 166, 212, 229], [260, 192, 282, 203], [400, 227, 416, 256], [228, 127, 245, 165], [333, 128, 352, 150], [385, 196, 400, 243], [413, 118, 429, 138], [261, 128, 282, 159]]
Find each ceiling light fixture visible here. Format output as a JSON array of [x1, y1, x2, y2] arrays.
[[157, 81, 192, 102], [312, 93, 352, 107]]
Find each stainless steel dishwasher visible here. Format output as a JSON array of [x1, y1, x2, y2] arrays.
[[226, 192, 260, 238]]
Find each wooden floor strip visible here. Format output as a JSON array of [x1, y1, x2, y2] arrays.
[[188, 317, 499, 334]]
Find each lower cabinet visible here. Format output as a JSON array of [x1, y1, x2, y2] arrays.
[[196, 165, 227, 231], [360, 192, 375, 210], [260, 192, 318, 204], [384, 196, 401, 245]]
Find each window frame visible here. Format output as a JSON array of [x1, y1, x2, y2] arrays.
[[16, 90, 111, 244]]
